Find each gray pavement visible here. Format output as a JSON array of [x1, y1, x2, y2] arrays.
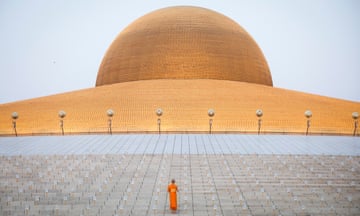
[[0, 134, 359, 156], [0, 135, 359, 215]]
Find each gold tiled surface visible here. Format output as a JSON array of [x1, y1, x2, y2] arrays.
[[1, 154, 359, 216], [0, 79, 359, 135], [96, 6, 273, 87]]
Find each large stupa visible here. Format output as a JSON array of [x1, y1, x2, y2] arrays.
[[0, 6, 359, 135]]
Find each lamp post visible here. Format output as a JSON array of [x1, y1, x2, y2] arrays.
[[11, 112, 18, 137], [156, 108, 163, 134], [107, 109, 114, 135], [256, 109, 263, 135], [58, 110, 66, 136], [208, 109, 215, 134], [304, 110, 312, 136], [352, 112, 359, 136]]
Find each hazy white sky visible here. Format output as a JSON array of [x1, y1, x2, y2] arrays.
[[0, 0, 359, 104]]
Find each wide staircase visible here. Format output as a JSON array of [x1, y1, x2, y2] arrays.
[[1, 153, 359, 215]]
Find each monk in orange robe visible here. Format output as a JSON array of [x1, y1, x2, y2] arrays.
[[168, 179, 178, 211]]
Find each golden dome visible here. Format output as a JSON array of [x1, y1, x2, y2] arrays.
[[96, 6, 273, 86], [1, 6, 359, 136]]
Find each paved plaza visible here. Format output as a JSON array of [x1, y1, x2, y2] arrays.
[[0, 134, 359, 215]]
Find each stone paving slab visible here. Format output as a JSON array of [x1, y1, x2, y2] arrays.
[[0, 153, 359, 215], [0, 134, 359, 156], [0, 134, 359, 215]]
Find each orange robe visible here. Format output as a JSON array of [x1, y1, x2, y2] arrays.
[[168, 183, 178, 210]]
